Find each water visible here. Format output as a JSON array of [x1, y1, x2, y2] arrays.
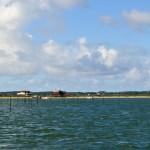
[[0, 98, 150, 149]]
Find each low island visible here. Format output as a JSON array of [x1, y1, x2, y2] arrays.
[[0, 90, 150, 99]]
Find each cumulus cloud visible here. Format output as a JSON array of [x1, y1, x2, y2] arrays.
[[0, 1, 22, 30], [0, 0, 87, 76], [76, 37, 91, 59], [0, 0, 150, 91], [0, 29, 35, 75], [41, 37, 119, 77], [123, 10, 150, 31], [98, 46, 118, 68]]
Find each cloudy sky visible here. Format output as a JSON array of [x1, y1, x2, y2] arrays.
[[0, 0, 150, 92]]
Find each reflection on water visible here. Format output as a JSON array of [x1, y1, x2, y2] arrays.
[[0, 99, 150, 149]]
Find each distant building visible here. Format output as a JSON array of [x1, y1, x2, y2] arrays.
[[52, 90, 66, 97], [17, 91, 31, 96], [96, 91, 105, 96]]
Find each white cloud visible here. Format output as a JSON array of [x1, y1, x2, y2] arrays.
[[40, 38, 119, 77], [52, 0, 86, 8], [25, 33, 33, 39], [42, 39, 70, 66], [76, 37, 91, 59], [125, 67, 141, 81], [0, 0, 150, 91], [0, 29, 35, 75], [100, 10, 150, 31], [0, 1, 22, 30], [98, 46, 118, 68], [123, 10, 150, 30], [0, 0, 86, 31], [0, 0, 87, 76]]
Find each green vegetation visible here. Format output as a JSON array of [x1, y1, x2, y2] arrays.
[[0, 91, 150, 98]]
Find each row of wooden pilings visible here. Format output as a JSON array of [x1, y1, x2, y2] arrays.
[[8, 96, 42, 112]]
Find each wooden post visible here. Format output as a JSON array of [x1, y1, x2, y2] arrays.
[[30, 98, 32, 109], [37, 96, 38, 104], [9, 96, 12, 112]]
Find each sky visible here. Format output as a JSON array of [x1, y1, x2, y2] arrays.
[[0, 0, 150, 92]]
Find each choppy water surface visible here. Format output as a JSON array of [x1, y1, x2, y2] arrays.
[[0, 99, 150, 149]]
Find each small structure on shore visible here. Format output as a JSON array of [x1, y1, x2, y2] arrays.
[[17, 91, 31, 96], [52, 90, 66, 97]]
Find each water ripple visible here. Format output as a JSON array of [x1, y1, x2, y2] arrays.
[[0, 99, 150, 149]]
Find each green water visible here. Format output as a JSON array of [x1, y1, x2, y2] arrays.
[[0, 99, 150, 149]]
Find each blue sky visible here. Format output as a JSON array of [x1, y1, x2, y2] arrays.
[[0, 0, 150, 92]]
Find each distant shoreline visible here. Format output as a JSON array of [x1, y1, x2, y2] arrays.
[[0, 96, 150, 99]]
